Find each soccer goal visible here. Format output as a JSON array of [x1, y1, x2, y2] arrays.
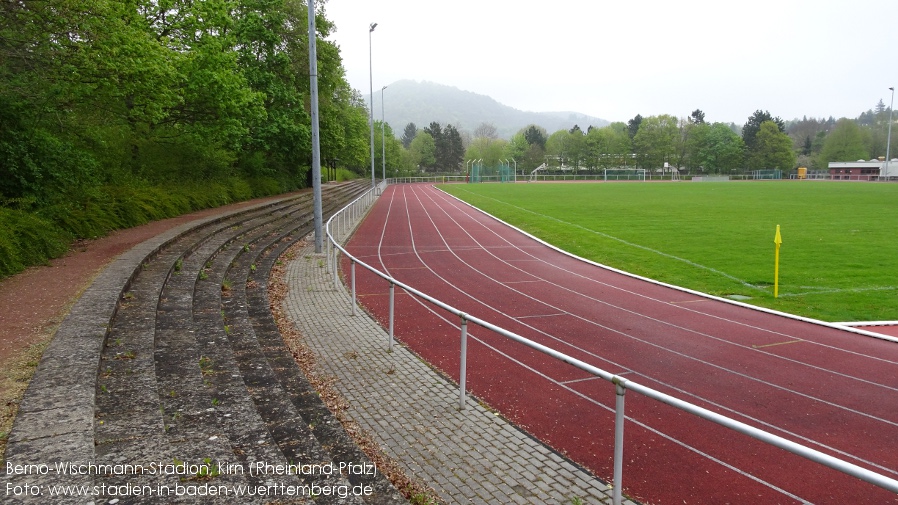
[[751, 169, 782, 180], [603, 168, 647, 181]]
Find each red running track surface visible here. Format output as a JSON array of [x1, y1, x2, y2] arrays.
[[341, 184, 898, 505]]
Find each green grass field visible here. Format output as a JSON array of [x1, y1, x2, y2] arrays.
[[439, 181, 898, 322]]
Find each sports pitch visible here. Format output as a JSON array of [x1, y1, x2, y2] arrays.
[[439, 180, 898, 323]]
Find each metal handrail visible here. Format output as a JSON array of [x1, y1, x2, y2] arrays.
[[323, 181, 898, 504]]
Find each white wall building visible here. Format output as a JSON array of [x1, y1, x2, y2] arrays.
[[827, 159, 898, 180]]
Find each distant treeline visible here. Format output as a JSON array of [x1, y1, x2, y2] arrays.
[[0, 0, 370, 277], [424, 107, 896, 175]]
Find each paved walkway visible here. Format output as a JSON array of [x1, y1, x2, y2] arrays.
[[283, 243, 635, 505]]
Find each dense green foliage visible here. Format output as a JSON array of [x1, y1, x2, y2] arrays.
[[0, 0, 370, 278], [818, 118, 871, 165], [421, 122, 464, 173], [441, 181, 898, 322]]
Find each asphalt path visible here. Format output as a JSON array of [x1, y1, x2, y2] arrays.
[[343, 184, 898, 505]]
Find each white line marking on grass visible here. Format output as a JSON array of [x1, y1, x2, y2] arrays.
[[420, 186, 898, 422], [456, 188, 764, 291], [778, 286, 897, 297], [436, 187, 898, 351], [432, 187, 898, 367]]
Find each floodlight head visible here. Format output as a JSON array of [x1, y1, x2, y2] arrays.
[[370, 22, 377, 32], [890, 87, 894, 91]]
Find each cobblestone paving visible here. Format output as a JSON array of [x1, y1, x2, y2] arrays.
[[283, 243, 636, 505], [3, 182, 402, 504]]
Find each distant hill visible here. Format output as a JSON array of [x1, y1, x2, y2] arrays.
[[368, 80, 609, 139]]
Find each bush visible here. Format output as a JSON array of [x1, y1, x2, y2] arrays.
[[0, 208, 71, 278], [0, 174, 304, 280]]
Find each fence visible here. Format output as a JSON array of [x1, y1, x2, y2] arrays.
[[325, 181, 898, 505], [388, 175, 466, 184]]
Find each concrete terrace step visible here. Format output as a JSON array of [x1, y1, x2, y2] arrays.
[[4, 180, 403, 504]]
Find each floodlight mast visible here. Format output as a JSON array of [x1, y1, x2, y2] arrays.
[[369, 22, 377, 189], [886, 86, 894, 179], [307, 0, 323, 252], [381, 85, 388, 187]]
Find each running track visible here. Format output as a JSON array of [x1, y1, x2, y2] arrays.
[[342, 184, 898, 504]]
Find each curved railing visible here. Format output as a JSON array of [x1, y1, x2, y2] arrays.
[[324, 181, 898, 505]]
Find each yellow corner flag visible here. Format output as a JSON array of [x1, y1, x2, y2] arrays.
[[774, 225, 782, 298]]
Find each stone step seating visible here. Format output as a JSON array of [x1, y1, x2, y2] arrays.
[[6, 180, 404, 504]]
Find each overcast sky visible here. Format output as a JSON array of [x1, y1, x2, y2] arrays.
[[323, 0, 898, 126]]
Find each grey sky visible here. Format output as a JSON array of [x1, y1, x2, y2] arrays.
[[323, 0, 897, 126]]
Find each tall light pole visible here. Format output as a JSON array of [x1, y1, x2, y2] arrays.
[[369, 22, 377, 189], [886, 86, 895, 179], [381, 85, 388, 185], [307, 0, 323, 252]]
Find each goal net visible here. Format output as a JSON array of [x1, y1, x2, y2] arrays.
[[603, 169, 647, 181]]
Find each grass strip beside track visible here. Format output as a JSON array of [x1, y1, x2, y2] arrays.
[[439, 181, 898, 322]]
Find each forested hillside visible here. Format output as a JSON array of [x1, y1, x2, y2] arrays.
[[374, 80, 609, 139], [0, 0, 370, 278]]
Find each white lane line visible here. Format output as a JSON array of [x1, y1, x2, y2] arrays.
[[428, 187, 898, 369], [415, 186, 898, 422], [560, 376, 607, 385], [374, 192, 811, 500], [433, 187, 898, 349], [514, 313, 566, 319], [365, 185, 898, 483], [409, 185, 898, 474]]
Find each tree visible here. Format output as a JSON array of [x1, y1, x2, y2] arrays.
[[682, 122, 710, 173], [550, 126, 587, 169], [468, 122, 505, 171], [747, 121, 796, 171], [474, 122, 499, 140], [583, 123, 631, 170], [506, 133, 530, 165], [819, 118, 870, 165], [743, 110, 785, 152], [627, 114, 643, 140], [409, 132, 436, 171], [523, 143, 546, 172], [419, 121, 464, 171], [512, 127, 547, 171], [401, 123, 418, 149], [423, 122, 445, 170], [633, 115, 679, 171], [546, 130, 572, 166], [786, 116, 827, 154], [695, 123, 745, 173], [372, 121, 404, 177], [442, 124, 465, 172], [466, 137, 508, 171], [321, 87, 369, 174], [523, 124, 547, 149], [689, 109, 706, 124]]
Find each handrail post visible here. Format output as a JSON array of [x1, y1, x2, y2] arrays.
[[351, 259, 357, 316], [332, 246, 339, 289], [613, 378, 627, 505], [459, 314, 468, 410], [388, 281, 395, 351], [325, 235, 331, 273]]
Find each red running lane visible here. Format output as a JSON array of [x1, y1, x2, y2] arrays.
[[342, 184, 898, 505]]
